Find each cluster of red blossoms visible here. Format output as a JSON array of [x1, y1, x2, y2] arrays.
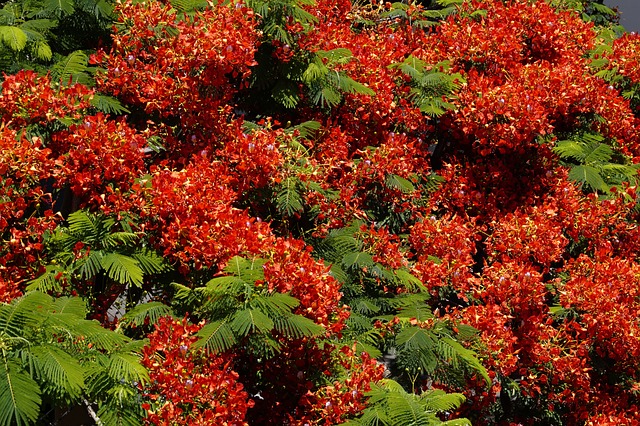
[[140, 317, 253, 425]]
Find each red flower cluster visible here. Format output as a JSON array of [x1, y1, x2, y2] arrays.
[[0, 70, 93, 129], [606, 32, 640, 85], [262, 237, 344, 328], [294, 347, 385, 425], [410, 213, 478, 296], [143, 156, 271, 273], [94, 0, 258, 155], [141, 317, 253, 425], [0, 174, 57, 300], [51, 114, 148, 206]]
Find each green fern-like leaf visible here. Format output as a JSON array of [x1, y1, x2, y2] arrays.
[[106, 353, 148, 385], [342, 252, 375, 269], [0, 26, 27, 51], [271, 80, 301, 108], [395, 327, 438, 373], [330, 72, 375, 97], [392, 57, 461, 117], [436, 0, 465, 6], [385, 391, 433, 425], [351, 298, 382, 316], [120, 302, 173, 327], [51, 50, 89, 83], [252, 293, 300, 316], [224, 256, 265, 283], [552, 133, 640, 193], [34, 40, 52, 60], [130, 250, 168, 275], [423, 173, 445, 193], [0, 359, 41, 426], [51, 296, 87, 318], [0, 292, 50, 337], [347, 311, 376, 333], [313, 85, 341, 107], [370, 263, 397, 283], [553, 140, 587, 160], [193, 320, 236, 353], [568, 164, 609, 192], [19, 18, 56, 35], [25, 264, 65, 293], [231, 308, 274, 337], [170, 0, 208, 13], [394, 269, 426, 292], [91, 0, 115, 20], [90, 94, 130, 115], [330, 264, 349, 283], [553, 133, 607, 161], [276, 177, 305, 215], [101, 253, 144, 287], [396, 303, 434, 323], [286, 120, 321, 139], [419, 98, 457, 117], [584, 142, 613, 164], [421, 389, 466, 414], [45, 0, 76, 16], [438, 337, 490, 387], [273, 314, 323, 339], [316, 235, 361, 263], [202, 276, 246, 297], [67, 209, 102, 240], [31, 344, 84, 401], [454, 324, 479, 341], [589, 2, 616, 16], [353, 340, 382, 359], [96, 400, 143, 426], [303, 60, 327, 81], [73, 320, 129, 352], [96, 402, 143, 426], [396, 326, 436, 351], [347, 379, 470, 426], [76, 250, 104, 281], [385, 174, 416, 194], [317, 48, 352, 64]]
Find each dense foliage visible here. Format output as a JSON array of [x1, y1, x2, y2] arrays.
[[1, 0, 640, 424]]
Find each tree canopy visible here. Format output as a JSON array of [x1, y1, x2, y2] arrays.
[[1, 0, 640, 424]]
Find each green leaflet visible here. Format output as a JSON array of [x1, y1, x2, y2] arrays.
[[553, 132, 640, 194], [344, 379, 470, 426], [568, 164, 609, 192], [231, 308, 275, 337], [51, 50, 89, 84], [0, 26, 27, 51], [0, 292, 146, 426], [273, 314, 323, 339], [276, 177, 305, 215], [179, 256, 325, 357], [385, 174, 416, 194], [101, 253, 144, 288], [0, 360, 41, 426], [119, 302, 173, 327], [45, 0, 75, 16], [31, 344, 84, 401], [30, 210, 168, 291], [342, 251, 375, 269], [90, 94, 131, 115], [193, 320, 237, 353], [390, 57, 462, 117]]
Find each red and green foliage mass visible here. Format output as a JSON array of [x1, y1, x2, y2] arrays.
[[2, 0, 640, 424]]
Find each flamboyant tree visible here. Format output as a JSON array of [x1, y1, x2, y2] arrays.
[[1, 0, 639, 425]]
